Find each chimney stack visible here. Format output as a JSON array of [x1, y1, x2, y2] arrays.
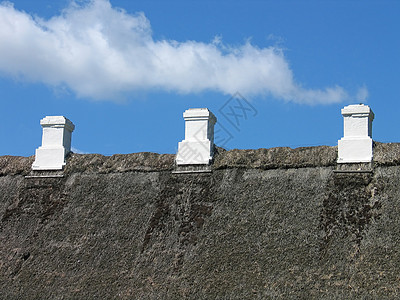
[[176, 108, 217, 165], [32, 116, 75, 170], [338, 104, 374, 163]]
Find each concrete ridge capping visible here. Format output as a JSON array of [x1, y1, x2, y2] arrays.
[[338, 104, 374, 163], [175, 108, 217, 167], [31, 116, 75, 171]]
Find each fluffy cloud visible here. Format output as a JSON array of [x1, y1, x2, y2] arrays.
[[0, 0, 366, 103]]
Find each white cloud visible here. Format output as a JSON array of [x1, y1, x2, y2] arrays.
[[356, 85, 369, 103], [71, 147, 88, 154], [0, 0, 367, 104]]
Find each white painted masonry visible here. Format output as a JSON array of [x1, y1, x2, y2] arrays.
[[32, 116, 75, 170], [338, 104, 374, 163], [176, 108, 217, 165]]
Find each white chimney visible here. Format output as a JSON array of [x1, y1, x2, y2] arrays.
[[338, 104, 374, 163], [176, 108, 217, 165], [32, 116, 75, 170]]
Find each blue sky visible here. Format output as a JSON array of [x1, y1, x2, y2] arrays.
[[0, 0, 399, 156]]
